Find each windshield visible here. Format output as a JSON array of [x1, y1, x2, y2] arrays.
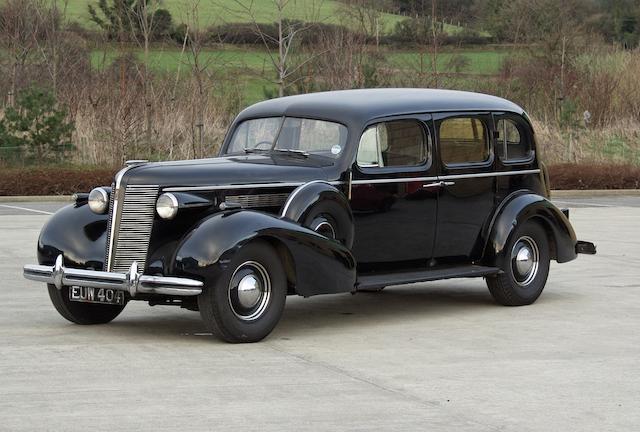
[[224, 117, 348, 159]]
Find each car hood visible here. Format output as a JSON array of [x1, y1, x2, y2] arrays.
[[123, 154, 333, 189]]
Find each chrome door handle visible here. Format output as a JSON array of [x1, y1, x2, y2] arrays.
[[423, 182, 442, 188], [423, 181, 456, 189]]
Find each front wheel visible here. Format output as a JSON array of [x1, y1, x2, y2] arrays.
[[486, 220, 551, 306], [198, 240, 287, 343], [47, 284, 126, 324]]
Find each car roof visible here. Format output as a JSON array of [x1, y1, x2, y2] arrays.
[[235, 89, 526, 127]]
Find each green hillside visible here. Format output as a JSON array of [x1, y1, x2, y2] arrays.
[[62, 0, 464, 34]]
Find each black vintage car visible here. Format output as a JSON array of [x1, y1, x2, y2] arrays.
[[24, 89, 596, 342]]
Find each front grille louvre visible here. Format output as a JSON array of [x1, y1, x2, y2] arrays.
[[103, 184, 116, 271], [110, 185, 159, 273], [225, 193, 290, 209]]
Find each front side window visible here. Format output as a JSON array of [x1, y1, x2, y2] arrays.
[[439, 117, 489, 165], [496, 118, 532, 161], [225, 117, 347, 159], [356, 120, 428, 168]]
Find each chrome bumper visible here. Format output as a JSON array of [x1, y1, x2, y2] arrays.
[[23, 255, 203, 297]]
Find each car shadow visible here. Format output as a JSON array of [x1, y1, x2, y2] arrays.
[[97, 281, 563, 343]]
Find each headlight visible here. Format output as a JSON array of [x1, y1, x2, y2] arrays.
[[88, 188, 109, 214], [156, 193, 178, 220]]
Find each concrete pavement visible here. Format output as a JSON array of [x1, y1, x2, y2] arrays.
[[0, 197, 638, 431]]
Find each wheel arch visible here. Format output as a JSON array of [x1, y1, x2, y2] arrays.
[[281, 181, 354, 248], [482, 192, 577, 265]]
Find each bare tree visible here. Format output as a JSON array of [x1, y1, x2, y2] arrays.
[[431, 0, 438, 86], [230, 0, 324, 97], [128, 0, 161, 147], [338, 0, 386, 47], [0, 0, 45, 107]]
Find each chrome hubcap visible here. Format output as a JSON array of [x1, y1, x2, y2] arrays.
[[311, 217, 336, 239], [511, 236, 540, 286], [237, 275, 261, 308], [228, 261, 271, 321]]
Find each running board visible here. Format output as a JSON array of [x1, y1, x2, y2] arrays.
[[356, 265, 501, 291]]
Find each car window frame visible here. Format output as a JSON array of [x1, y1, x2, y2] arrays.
[[492, 112, 535, 166], [434, 112, 494, 170], [354, 114, 433, 176], [221, 115, 350, 158]]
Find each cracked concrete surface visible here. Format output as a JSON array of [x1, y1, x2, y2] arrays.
[[1, 197, 638, 431]]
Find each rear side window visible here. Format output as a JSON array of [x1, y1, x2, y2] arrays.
[[439, 117, 489, 165], [496, 119, 532, 161], [357, 120, 428, 168]]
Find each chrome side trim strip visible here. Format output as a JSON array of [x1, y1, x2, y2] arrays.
[[351, 176, 437, 185], [439, 169, 541, 180], [350, 169, 540, 184], [162, 169, 540, 192], [165, 180, 343, 192], [280, 180, 331, 218]]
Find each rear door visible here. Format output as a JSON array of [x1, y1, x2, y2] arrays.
[[432, 112, 496, 263], [350, 115, 438, 272]]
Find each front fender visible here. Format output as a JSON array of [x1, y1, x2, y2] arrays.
[[173, 210, 356, 297], [37, 203, 108, 269], [484, 193, 577, 265]]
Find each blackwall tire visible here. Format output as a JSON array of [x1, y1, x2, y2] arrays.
[[486, 220, 551, 306], [198, 240, 286, 343], [47, 284, 126, 324]]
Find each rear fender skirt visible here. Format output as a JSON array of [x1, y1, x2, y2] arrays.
[[173, 210, 356, 297], [36, 204, 108, 269], [483, 193, 577, 265]]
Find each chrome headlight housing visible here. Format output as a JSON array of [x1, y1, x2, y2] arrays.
[[88, 187, 109, 214], [156, 193, 178, 220]]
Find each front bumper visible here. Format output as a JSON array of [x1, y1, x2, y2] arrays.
[[23, 255, 203, 297]]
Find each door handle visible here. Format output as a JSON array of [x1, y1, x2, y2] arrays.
[[423, 181, 456, 189], [423, 182, 442, 189]]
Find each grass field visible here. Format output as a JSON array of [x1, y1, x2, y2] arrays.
[[387, 49, 509, 75], [61, 0, 464, 34], [91, 46, 509, 75], [90, 45, 509, 103]]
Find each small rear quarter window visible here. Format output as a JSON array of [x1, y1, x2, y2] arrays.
[[496, 119, 532, 162], [439, 117, 489, 165]]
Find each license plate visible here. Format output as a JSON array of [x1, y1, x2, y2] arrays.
[[69, 286, 125, 306]]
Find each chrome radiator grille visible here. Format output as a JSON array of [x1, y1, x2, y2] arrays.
[[108, 185, 159, 273], [103, 185, 116, 271], [225, 193, 290, 209]]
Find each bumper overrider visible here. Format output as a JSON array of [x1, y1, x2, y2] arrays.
[[23, 255, 203, 297]]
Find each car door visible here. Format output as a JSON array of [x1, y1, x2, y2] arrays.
[[432, 112, 496, 262], [350, 115, 438, 272]]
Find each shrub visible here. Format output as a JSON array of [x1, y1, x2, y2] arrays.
[[0, 87, 75, 163]]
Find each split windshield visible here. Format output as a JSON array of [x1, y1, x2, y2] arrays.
[[224, 117, 348, 159]]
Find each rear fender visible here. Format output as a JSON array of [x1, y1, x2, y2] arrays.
[[281, 181, 351, 223], [173, 210, 356, 297], [483, 193, 577, 265]]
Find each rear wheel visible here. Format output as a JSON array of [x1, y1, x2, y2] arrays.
[[486, 220, 551, 306], [198, 240, 286, 343], [47, 284, 126, 324]]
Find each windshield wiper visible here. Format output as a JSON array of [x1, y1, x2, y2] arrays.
[[272, 148, 309, 158], [243, 147, 270, 154]]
